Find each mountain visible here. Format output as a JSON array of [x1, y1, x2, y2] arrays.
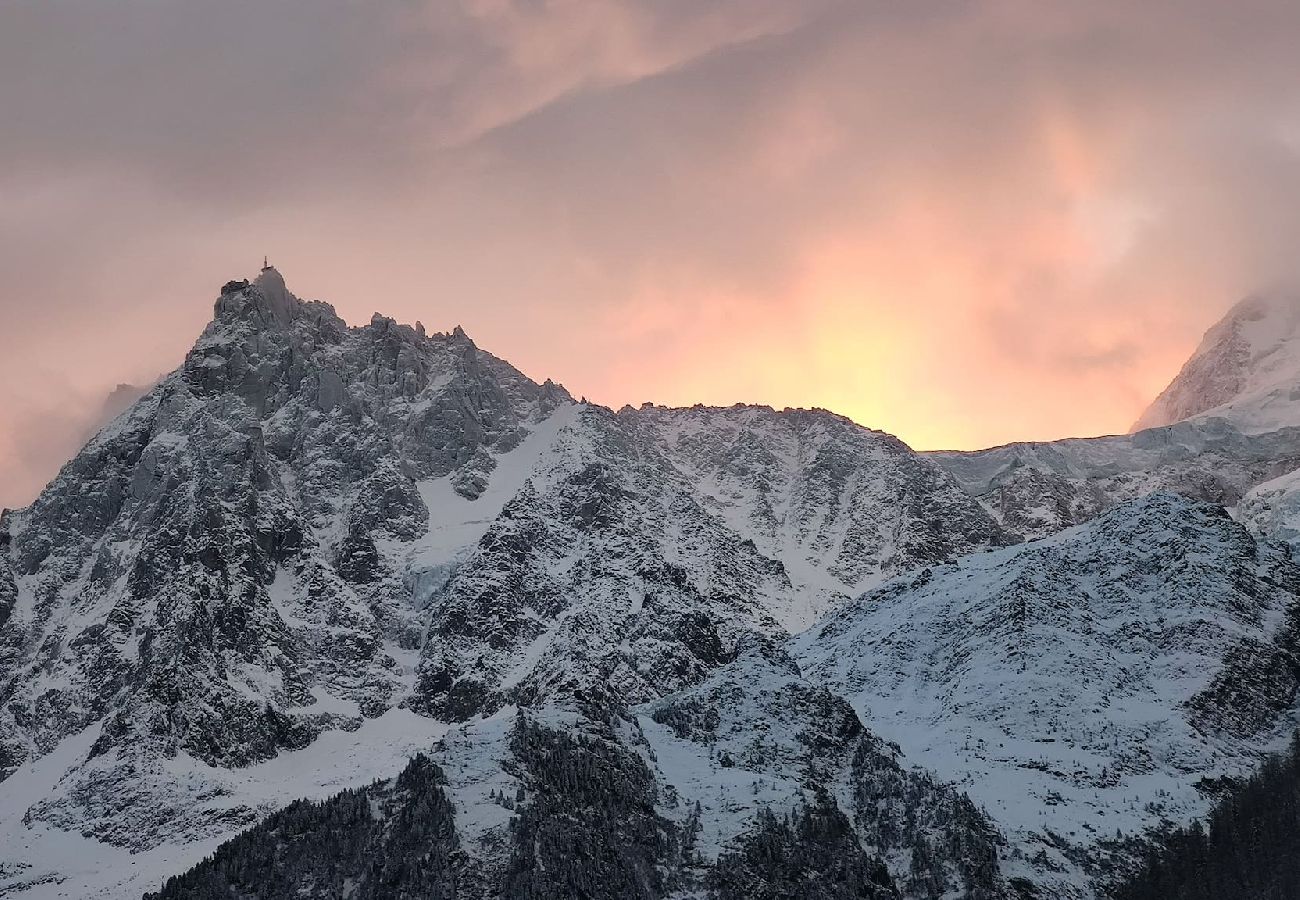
[[791, 493, 1300, 897], [1134, 293, 1300, 433], [927, 294, 1300, 546], [0, 268, 1013, 898], [624, 405, 1012, 594]]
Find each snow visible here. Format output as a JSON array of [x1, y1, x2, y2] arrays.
[[406, 402, 584, 585]]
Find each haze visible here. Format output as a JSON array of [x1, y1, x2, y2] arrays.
[[5, 0, 1300, 510]]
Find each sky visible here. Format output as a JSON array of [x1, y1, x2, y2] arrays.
[[5, 0, 1300, 509]]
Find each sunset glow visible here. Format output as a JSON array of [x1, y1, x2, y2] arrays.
[[4, 1, 1300, 507]]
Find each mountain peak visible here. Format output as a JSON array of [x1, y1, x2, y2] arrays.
[[212, 265, 301, 329], [1134, 291, 1300, 432]]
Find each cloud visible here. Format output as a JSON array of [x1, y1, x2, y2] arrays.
[[0, 381, 150, 511], [5, 0, 1300, 505]]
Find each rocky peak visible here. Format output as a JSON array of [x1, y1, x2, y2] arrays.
[[212, 265, 304, 330]]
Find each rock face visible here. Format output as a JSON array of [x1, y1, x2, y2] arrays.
[[792, 493, 1300, 897], [0, 269, 1015, 898], [1134, 293, 1300, 433]]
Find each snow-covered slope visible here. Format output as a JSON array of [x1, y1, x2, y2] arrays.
[[1135, 293, 1300, 432], [792, 493, 1300, 896], [0, 268, 1013, 898]]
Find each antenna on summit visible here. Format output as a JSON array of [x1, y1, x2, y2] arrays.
[[262, 255, 269, 270]]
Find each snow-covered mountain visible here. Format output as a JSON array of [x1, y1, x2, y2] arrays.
[[0, 269, 1014, 898], [792, 493, 1300, 897], [624, 405, 1011, 595], [1135, 293, 1300, 433]]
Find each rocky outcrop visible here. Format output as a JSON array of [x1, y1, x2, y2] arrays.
[[0, 269, 572, 853]]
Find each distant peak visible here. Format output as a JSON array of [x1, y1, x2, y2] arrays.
[[1134, 290, 1300, 432]]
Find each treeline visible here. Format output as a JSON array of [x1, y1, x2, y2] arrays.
[[1111, 733, 1300, 900], [143, 711, 1017, 900], [710, 795, 899, 900], [144, 753, 465, 900]]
